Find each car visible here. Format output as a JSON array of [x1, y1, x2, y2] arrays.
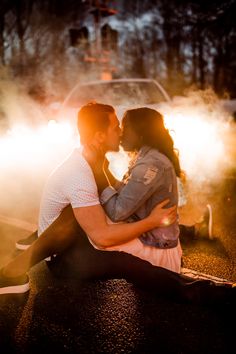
[[57, 78, 171, 123]]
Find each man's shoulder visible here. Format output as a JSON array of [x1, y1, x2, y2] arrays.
[[48, 148, 93, 185], [56, 148, 90, 172]]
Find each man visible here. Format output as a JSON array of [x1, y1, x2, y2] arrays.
[[1, 102, 232, 307]]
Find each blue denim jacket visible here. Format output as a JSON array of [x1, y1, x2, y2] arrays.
[[100, 146, 179, 249]]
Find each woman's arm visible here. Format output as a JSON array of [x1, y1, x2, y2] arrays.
[[93, 157, 122, 193], [99, 158, 166, 222], [103, 157, 121, 187], [86, 146, 169, 224]]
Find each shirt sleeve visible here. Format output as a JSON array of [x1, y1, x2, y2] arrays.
[[65, 169, 100, 208], [100, 159, 165, 222]]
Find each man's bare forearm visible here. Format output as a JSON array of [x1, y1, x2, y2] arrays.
[[94, 216, 158, 248], [73, 203, 176, 250]]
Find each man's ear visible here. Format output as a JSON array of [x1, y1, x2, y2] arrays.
[[94, 131, 106, 144]]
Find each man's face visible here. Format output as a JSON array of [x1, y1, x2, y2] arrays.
[[103, 113, 121, 152]]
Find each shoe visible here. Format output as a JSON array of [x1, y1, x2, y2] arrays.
[[15, 232, 52, 261], [0, 269, 30, 295], [15, 231, 38, 250], [194, 204, 214, 240], [208, 281, 236, 307], [185, 279, 235, 307]]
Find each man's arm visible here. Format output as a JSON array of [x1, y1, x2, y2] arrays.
[[73, 201, 176, 249]]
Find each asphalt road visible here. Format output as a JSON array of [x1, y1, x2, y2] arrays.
[[0, 177, 235, 354]]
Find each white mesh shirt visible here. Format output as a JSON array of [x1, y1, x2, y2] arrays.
[[38, 147, 100, 235]]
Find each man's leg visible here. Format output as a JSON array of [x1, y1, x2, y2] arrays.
[[2, 206, 191, 298], [2, 206, 84, 278], [1, 206, 234, 305], [48, 239, 235, 306]]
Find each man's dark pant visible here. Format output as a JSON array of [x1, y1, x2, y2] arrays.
[[46, 223, 230, 306]]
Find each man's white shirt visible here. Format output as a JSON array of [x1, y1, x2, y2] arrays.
[[38, 147, 100, 236]]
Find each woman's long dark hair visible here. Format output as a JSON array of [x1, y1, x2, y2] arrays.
[[123, 108, 181, 177]]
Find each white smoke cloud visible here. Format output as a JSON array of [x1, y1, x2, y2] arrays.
[[0, 75, 78, 223], [160, 89, 235, 183], [0, 77, 235, 226]]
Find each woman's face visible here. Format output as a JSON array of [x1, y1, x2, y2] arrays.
[[121, 118, 141, 152]]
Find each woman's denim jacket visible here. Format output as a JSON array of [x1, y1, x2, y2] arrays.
[[100, 146, 179, 249]]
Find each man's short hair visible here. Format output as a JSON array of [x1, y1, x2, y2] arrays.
[[77, 102, 114, 144]]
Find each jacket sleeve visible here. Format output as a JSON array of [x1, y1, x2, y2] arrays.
[[100, 159, 165, 222]]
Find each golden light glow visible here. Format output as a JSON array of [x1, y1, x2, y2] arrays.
[[162, 107, 232, 182], [106, 149, 130, 180], [0, 120, 75, 171], [0, 104, 233, 184]]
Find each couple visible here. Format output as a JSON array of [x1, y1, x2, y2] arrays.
[[0, 102, 234, 306]]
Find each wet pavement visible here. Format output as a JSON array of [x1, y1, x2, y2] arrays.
[[0, 177, 236, 354]]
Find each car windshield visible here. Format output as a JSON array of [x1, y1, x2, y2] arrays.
[[65, 81, 167, 107]]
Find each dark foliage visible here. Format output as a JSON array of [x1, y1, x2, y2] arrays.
[[0, 0, 235, 97]]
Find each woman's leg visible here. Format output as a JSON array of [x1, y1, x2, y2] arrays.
[[179, 224, 196, 241]]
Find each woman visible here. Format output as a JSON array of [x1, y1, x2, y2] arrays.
[[97, 107, 182, 273]]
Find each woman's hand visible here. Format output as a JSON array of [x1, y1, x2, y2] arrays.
[[83, 144, 110, 193], [83, 144, 104, 172]]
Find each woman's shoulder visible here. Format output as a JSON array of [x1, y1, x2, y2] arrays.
[[141, 147, 171, 168]]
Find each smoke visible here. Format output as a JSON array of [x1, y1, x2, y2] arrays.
[[0, 75, 235, 227], [0, 75, 77, 223], [158, 88, 236, 222], [160, 88, 235, 180]]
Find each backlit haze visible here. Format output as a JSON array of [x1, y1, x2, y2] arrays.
[[0, 80, 235, 224]]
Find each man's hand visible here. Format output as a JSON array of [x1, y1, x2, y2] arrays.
[[148, 199, 177, 228]]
